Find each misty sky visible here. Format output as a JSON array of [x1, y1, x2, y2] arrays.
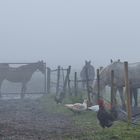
[[0, 0, 140, 69]]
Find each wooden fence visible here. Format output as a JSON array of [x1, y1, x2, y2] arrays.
[[47, 65, 95, 105], [47, 65, 71, 95]]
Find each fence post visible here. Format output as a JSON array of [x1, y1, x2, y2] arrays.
[[56, 66, 60, 95], [74, 72, 78, 96], [68, 66, 71, 96], [111, 70, 115, 108], [44, 62, 47, 94], [85, 66, 91, 105], [63, 65, 71, 97], [62, 67, 65, 85], [97, 69, 100, 102], [124, 61, 132, 125], [47, 67, 51, 94]]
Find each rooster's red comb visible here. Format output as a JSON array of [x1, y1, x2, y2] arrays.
[[98, 99, 104, 106]]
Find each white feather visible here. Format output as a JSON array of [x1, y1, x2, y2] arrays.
[[88, 105, 99, 112]]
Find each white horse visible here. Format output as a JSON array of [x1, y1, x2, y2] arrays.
[[93, 60, 140, 107]]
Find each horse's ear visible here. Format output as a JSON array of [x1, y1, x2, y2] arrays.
[[110, 59, 113, 63], [100, 66, 103, 71], [118, 59, 120, 62], [39, 60, 43, 63]]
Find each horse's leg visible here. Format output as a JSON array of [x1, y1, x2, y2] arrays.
[[118, 87, 126, 109], [84, 81, 86, 89], [82, 81, 85, 89], [0, 85, 1, 98], [100, 87, 106, 100], [0, 81, 3, 98], [133, 88, 138, 107], [129, 87, 133, 106], [21, 84, 24, 99], [113, 87, 117, 105], [21, 83, 26, 99]]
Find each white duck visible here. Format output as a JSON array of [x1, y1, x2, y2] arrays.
[[88, 105, 99, 112], [64, 99, 87, 113]]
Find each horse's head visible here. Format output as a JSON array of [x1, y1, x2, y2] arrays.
[[0, 63, 9, 78], [0, 63, 9, 68], [85, 60, 91, 67], [93, 60, 123, 95], [37, 60, 46, 74], [92, 65, 111, 97]]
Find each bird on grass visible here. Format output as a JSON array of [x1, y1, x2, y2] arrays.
[[64, 99, 88, 114], [54, 91, 65, 104], [97, 99, 117, 128], [88, 105, 99, 112], [54, 96, 63, 104]]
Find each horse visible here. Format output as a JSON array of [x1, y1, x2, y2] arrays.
[[80, 60, 95, 89], [93, 60, 140, 108], [0, 61, 46, 98]]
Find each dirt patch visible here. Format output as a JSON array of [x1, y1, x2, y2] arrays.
[[0, 99, 83, 140]]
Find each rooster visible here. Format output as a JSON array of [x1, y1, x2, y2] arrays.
[[97, 99, 117, 128]]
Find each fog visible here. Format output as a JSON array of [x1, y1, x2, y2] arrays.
[[0, 0, 140, 69]]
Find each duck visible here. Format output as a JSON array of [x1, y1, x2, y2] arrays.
[[64, 99, 88, 113]]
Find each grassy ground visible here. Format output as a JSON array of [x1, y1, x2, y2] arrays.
[[39, 94, 140, 140]]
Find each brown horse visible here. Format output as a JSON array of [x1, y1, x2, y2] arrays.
[[0, 61, 45, 98]]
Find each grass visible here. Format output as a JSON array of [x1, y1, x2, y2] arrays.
[[39, 93, 140, 140]]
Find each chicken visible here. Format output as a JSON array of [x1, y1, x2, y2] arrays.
[[64, 99, 87, 113], [97, 99, 117, 128], [88, 105, 99, 112], [54, 96, 63, 104], [54, 91, 64, 104]]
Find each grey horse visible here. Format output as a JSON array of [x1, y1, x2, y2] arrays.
[[80, 60, 95, 89], [93, 60, 140, 108]]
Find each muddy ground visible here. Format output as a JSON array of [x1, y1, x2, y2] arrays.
[[0, 99, 84, 140]]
